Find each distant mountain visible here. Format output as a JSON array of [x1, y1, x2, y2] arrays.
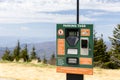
[[21, 41, 56, 59], [0, 41, 56, 60], [0, 36, 55, 47]]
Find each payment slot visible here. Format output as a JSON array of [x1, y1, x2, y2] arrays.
[[66, 57, 79, 65], [80, 38, 89, 55]]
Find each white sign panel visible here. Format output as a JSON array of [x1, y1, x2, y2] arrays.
[[67, 49, 78, 55]]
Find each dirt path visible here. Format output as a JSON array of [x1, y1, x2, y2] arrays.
[[0, 63, 120, 80]]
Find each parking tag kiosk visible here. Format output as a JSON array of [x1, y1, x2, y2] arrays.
[[56, 24, 93, 75]]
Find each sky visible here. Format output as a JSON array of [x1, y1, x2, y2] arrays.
[[0, 0, 120, 47]]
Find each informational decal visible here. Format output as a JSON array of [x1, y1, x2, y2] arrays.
[[80, 58, 92, 65], [58, 58, 65, 66], [81, 29, 90, 36], [58, 29, 64, 36], [57, 39, 65, 55]]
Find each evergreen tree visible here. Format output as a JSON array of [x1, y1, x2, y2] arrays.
[[43, 55, 47, 64], [94, 31, 98, 61], [94, 34, 110, 66], [20, 44, 29, 62], [2, 48, 11, 61], [9, 53, 14, 61], [37, 57, 41, 62], [13, 40, 21, 62], [109, 25, 120, 67], [30, 46, 37, 60], [49, 53, 56, 65], [51, 53, 55, 60]]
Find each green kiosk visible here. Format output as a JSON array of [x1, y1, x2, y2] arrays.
[[56, 24, 93, 75]]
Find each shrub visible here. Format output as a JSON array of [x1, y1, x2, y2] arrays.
[[94, 61, 103, 67], [102, 62, 119, 69]]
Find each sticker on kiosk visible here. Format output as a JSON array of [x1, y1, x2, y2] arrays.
[[58, 29, 64, 36]]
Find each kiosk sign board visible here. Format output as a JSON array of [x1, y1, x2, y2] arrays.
[[56, 24, 93, 75]]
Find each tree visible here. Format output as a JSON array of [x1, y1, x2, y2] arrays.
[[13, 40, 21, 62], [2, 48, 11, 61], [43, 55, 47, 64], [30, 46, 37, 60], [37, 57, 41, 62], [49, 53, 56, 65], [20, 44, 29, 62], [9, 53, 14, 61], [94, 34, 110, 67], [109, 25, 120, 59], [109, 24, 120, 67], [93, 31, 98, 62]]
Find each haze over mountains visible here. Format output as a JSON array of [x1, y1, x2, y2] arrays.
[[0, 36, 55, 47]]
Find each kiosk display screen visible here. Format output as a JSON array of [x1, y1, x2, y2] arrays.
[[69, 31, 77, 36]]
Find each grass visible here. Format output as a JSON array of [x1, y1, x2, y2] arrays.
[[1, 60, 120, 80], [0, 60, 56, 68]]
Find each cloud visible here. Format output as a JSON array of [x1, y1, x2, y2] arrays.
[[0, 11, 95, 23], [20, 26, 29, 31], [80, 0, 120, 12], [0, 0, 120, 23], [89, 11, 107, 16]]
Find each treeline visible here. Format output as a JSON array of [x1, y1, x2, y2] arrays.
[[94, 24, 120, 69], [1, 41, 56, 65]]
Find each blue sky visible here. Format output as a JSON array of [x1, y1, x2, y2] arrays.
[[0, 0, 120, 47]]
